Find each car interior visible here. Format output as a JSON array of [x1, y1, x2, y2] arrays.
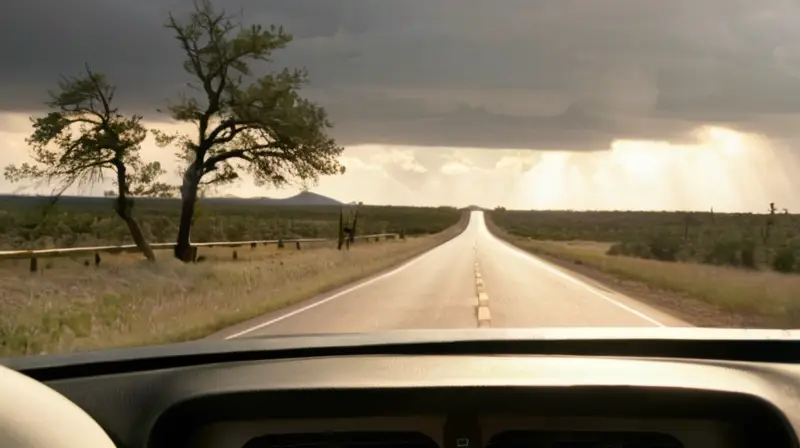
[[1, 335, 799, 448]]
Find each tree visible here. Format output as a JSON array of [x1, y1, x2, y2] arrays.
[[4, 65, 174, 261], [155, 0, 345, 262]]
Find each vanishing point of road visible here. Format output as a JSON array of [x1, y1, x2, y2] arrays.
[[215, 211, 689, 339]]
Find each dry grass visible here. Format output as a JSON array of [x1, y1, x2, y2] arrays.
[[0, 220, 466, 356], [486, 218, 800, 328]]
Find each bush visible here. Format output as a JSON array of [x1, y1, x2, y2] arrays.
[[740, 240, 757, 269], [773, 248, 796, 273], [704, 240, 741, 267], [607, 241, 651, 259], [647, 235, 681, 261]]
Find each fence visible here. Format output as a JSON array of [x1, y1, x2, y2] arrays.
[[0, 233, 400, 272]]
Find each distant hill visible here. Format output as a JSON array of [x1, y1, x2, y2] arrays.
[[0, 191, 345, 211], [282, 191, 344, 205], [206, 191, 343, 206]]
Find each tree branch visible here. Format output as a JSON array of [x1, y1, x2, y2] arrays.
[[205, 118, 263, 146], [85, 63, 112, 118], [203, 144, 301, 170]]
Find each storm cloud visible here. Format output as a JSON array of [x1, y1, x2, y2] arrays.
[[4, 0, 800, 149]]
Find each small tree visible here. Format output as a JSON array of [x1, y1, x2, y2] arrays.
[[156, 0, 345, 261], [4, 65, 174, 261]]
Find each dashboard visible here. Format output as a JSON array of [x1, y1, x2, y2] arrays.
[[27, 353, 800, 448], [187, 416, 735, 448]]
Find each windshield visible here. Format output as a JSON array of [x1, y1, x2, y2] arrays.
[[1, 0, 799, 357]]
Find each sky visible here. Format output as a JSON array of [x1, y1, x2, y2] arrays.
[[2, 0, 800, 211]]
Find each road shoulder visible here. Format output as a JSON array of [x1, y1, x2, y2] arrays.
[[210, 214, 472, 339], [485, 220, 762, 328]]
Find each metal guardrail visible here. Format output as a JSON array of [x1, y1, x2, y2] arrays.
[[0, 233, 400, 267]]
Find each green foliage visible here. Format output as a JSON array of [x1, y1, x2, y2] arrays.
[[3, 66, 174, 261], [740, 240, 757, 269], [492, 209, 800, 274], [154, 0, 345, 190], [773, 248, 796, 273], [153, 0, 347, 261], [3, 66, 174, 200], [701, 239, 759, 268], [0, 196, 461, 249]]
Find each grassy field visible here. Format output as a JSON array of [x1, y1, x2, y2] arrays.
[[487, 210, 800, 328], [0, 195, 462, 250], [0, 211, 468, 356], [491, 208, 800, 272]]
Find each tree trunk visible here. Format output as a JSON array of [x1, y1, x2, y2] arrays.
[[174, 164, 201, 262], [119, 213, 156, 262], [114, 161, 156, 262], [337, 208, 345, 250]]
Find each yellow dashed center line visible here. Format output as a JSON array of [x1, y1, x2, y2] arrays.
[[473, 248, 491, 328]]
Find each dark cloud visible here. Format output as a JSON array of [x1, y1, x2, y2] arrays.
[[3, 0, 800, 149]]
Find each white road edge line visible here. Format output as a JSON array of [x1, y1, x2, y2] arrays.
[[499, 238, 666, 327], [224, 245, 441, 339]]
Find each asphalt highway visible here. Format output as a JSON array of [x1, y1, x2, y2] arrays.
[[218, 211, 688, 339]]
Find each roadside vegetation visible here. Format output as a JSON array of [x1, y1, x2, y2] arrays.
[[0, 0, 469, 356], [488, 209, 800, 328], [491, 206, 800, 272], [0, 212, 467, 356], [3, 67, 175, 261], [3, 0, 346, 263], [0, 196, 461, 249]]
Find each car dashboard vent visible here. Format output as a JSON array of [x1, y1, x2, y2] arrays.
[[486, 430, 684, 448], [243, 431, 439, 448]]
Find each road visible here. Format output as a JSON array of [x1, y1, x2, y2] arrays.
[[219, 211, 688, 339]]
